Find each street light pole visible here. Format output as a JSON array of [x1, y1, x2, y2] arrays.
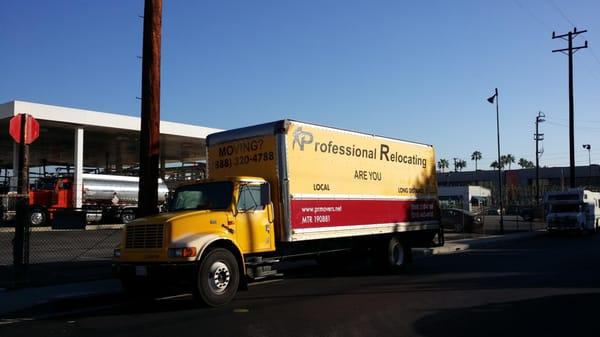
[[583, 144, 591, 185], [488, 88, 504, 234]]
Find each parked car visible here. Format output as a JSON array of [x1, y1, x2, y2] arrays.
[[506, 205, 536, 221], [486, 207, 501, 215], [441, 208, 483, 232]]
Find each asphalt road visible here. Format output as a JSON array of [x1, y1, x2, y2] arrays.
[[2, 232, 600, 337]]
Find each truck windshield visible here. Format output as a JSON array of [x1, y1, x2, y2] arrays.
[[169, 181, 233, 212], [550, 204, 581, 213]]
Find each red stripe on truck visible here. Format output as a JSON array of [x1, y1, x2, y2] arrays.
[[291, 198, 439, 229]]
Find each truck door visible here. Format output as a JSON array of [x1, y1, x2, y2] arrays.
[[235, 183, 275, 253]]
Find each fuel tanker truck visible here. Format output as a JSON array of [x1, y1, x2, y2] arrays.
[[1, 174, 169, 226], [113, 120, 442, 306]]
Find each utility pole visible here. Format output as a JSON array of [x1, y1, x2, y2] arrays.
[[534, 111, 545, 205], [14, 115, 30, 284], [552, 27, 588, 189], [138, 0, 162, 217]]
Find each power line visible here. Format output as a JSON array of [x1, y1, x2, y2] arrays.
[[545, 120, 600, 132], [588, 48, 600, 68], [549, 0, 577, 28], [512, 0, 552, 30], [550, 117, 600, 124], [547, 0, 600, 76]]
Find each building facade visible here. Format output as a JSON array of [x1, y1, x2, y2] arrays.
[[438, 165, 600, 206]]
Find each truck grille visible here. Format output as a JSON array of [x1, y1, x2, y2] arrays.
[[125, 224, 165, 249]]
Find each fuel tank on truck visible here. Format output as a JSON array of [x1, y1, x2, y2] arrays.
[[81, 174, 169, 204]]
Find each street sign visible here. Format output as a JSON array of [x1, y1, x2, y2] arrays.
[[9, 114, 40, 144]]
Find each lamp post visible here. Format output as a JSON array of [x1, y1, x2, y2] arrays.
[[487, 88, 504, 234], [583, 144, 591, 184]]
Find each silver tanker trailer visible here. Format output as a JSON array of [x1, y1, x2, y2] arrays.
[[1, 174, 169, 226]]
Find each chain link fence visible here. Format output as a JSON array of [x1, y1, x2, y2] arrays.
[[0, 195, 123, 288]]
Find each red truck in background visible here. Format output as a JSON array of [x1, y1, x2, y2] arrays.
[[1, 174, 169, 226]]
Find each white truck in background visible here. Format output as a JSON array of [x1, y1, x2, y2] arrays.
[[438, 185, 491, 214], [545, 189, 600, 233]]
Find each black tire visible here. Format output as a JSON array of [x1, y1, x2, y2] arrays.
[[120, 210, 136, 224], [380, 236, 411, 273], [194, 248, 240, 307], [27, 207, 47, 227]]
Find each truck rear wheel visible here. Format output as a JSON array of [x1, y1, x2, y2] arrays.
[[384, 236, 411, 272], [194, 248, 239, 307]]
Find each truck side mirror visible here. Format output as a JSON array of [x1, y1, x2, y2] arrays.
[[260, 183, 271, 206]]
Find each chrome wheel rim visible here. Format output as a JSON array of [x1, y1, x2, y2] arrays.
[[30, 212, 44, 226], [208, 261, 230, 294]]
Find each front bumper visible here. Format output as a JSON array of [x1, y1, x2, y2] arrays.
[[547, 223, 583, 231], [113, 261, 197, 285]]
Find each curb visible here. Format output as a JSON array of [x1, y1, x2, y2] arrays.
[[414, 230, 544, 258]]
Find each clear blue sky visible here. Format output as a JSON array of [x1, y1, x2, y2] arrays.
[[2, 0, 599, 169]]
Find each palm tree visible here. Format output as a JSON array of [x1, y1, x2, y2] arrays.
[[457, 159, 467, 171], [518, 158, 534, 169], [504, 154, 515, 170], [437, 159, 449, 173], [471, 151, 482, 171], [490, 160, 504, 170]]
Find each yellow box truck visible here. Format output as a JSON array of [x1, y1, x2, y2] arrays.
[[113, 120, 442, 306]]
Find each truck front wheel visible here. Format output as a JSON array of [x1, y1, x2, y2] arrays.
[[28, 207, 48, 227], [194, 248, 239, 307], [120, 210, 136, 224]]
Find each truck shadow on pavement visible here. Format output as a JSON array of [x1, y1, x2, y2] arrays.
[[413, 293, 600, 337]]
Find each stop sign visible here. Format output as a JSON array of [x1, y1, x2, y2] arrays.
[[9, 114, 40, 144]]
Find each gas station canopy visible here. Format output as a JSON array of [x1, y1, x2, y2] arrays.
[[0, 101, 222, 179]]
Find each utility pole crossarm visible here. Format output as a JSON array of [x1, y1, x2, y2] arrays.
[[552, 42, 589, 54], [552, 29, 587, 39]]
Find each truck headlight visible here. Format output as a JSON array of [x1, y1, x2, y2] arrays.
[[168, 247, 197, 258]]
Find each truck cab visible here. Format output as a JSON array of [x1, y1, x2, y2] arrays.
[[545, 189, 600, 233], [114, 177, 275, 306]]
